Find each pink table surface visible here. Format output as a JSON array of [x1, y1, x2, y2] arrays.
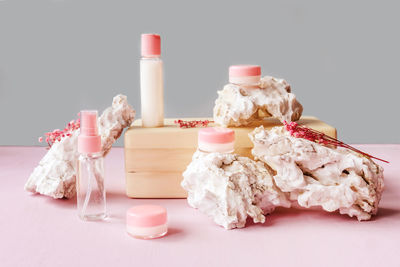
[[1, 145, 399, 267]]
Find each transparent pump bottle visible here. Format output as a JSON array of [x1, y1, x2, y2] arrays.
[[76, 110, 106, 221]]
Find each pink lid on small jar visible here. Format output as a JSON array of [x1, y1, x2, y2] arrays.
[[141, 34, 161, 57], [229, 65, 261, 78], [127, 205, 167, 228], [198, 127, 235, 144]]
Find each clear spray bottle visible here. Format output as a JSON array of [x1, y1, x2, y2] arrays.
[[76, 110, 106, 221]]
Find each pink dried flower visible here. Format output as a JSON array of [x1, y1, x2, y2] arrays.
[[174, 119, 213, 128], [283, 121, 389, 163], [38, 117, 81, 149]]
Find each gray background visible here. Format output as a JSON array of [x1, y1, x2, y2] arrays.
[[0, 0, 398, 146]]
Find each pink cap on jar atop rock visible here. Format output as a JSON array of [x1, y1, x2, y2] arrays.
[[141, 34, 161, 57], [229, 65, 261, 85]]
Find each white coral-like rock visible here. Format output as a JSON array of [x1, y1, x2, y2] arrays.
[[182, 151, 290, 229], [25, 94, 135, 199], [249, 126, 384, 221], [213, 76, 303, 127]]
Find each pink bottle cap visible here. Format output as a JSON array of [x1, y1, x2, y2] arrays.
[[78, 110, 101, 154], [126, 205, 167, 227], [141, 34, 161, 57], [198, 127, 235, 144], [229, 65, 261, 77]]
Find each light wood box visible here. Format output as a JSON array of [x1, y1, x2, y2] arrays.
[[124, 117, 337, 198]]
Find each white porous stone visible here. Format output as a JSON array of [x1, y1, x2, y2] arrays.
[[249, 126, 384, 221], [213, 76, 303, 127], [182, 151, 290, 229], [24, 94, 135, 199]]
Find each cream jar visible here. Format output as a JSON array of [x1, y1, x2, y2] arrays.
[[198, 127, 235, 153], [229, 65, 261, 88], [126, 205, 168, 239]]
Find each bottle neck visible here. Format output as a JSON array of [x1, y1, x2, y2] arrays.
[[78, 135, 101, 155], [79, 151, 103, 159]]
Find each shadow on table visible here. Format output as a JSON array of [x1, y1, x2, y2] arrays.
[[245, 205, 400, 228], [29, 190, 134, 217], [373, 207, 400, 220], [106, 191, 129, 202], [28, 193, 76, 209], [165, 227, 184, 238]]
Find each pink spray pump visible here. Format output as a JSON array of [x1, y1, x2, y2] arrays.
[[76, 110, 106, 221]]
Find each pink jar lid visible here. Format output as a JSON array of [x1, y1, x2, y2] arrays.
[[198, 127, 235, 144], [229, 65, 261, 78], [127, 205, 167, 227], [141, 34, 161, 57]]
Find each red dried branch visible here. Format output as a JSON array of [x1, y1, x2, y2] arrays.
[[38, 117, 81, 149], [283, 121, 389, 164], [174, 119, 213, 128]]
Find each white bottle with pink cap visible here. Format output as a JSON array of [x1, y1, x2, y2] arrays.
[[76, 110, 106, 221], [229, 65, 261, 88], [140, 33, 164, 127]]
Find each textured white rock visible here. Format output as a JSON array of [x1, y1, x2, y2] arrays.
[[24, 94, 135, 199], [182, 151, 290, 229], [213, 76, 303, 127], [249, 126, 384, 221]]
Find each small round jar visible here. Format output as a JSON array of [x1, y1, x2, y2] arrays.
[[126, 205, 168, 239], [198, 127, 235, 153], [229, 65, 261, 87]]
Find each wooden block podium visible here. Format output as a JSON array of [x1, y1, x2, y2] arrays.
[[124, 117, 337, 198]]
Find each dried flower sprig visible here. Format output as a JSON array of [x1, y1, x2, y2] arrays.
[[283, 121, 389, 163], [38, 117, 81, 149], [174, 119, 213, 128]]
